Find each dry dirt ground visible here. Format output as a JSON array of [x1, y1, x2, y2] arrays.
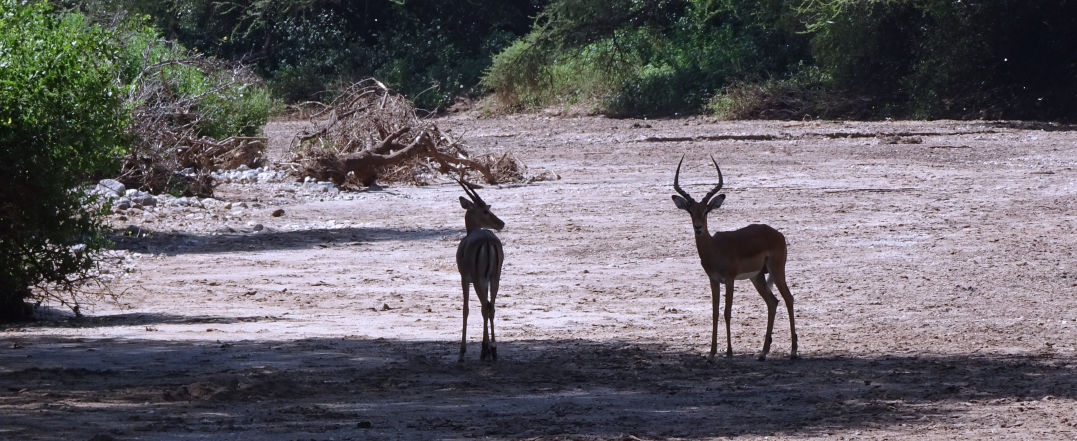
[[2, 115, 1077, 440]]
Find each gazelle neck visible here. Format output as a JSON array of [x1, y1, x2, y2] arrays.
[[694, 226, 720, 252], [464, 213, 493, 235], [464, 216, 481, 234], [693, 220, 732, 267]]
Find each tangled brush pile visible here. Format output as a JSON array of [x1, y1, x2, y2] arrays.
[[289, 79, 531, 187]]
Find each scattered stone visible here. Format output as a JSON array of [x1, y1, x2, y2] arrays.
[[113, 197, 133, 211], [131, 192, 157, 207], [252, 224, 264, 232], [96, 179, 125, 198], [308, 181, 340, 195], [271, 208, 285, 217]]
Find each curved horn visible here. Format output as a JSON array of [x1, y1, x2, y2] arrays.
[[455, 177, 485, 205], [700, 155, 725, 204], [673, 155, 695, 203]]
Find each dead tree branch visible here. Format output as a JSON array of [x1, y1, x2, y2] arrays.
[[290, 78, 533, 187]]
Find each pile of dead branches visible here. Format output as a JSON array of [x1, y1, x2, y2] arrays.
[[119, 56, 267, 197], [288, 78, 528, 187]]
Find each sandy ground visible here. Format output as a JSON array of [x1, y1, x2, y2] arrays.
[[2, 115, 1076, 440]]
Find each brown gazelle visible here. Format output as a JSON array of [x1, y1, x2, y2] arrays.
[[671, 156, 798, 361], [455, 178, 505, 362]]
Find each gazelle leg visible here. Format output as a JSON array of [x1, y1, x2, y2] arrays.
[[488, 278, 499, 361], [773, 275, 798, 359], [476, 282, 491, 361], [751, 273, 779, 361], [459, 280, 470, 362], [723, 281, 734, 357], [708, 278, 722, 360]]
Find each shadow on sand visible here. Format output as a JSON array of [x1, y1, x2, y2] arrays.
[[8, 312, 291, 329], [109, 226, 458, 255], [1, 328, 1073, 439]]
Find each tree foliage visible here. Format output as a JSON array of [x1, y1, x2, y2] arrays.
[[800, 0, 1077, 119], [115, 18, 273, 196], [482, 0, 808, 116], [485, 0, 1077, 120], [107, 0, 543, 110], [0, 0, 128, 319]]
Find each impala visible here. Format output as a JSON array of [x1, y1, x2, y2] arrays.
[[455, 179, 505, 361], [671, 156, 798, 361]]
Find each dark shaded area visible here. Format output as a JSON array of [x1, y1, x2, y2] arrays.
[[989, 121, 1077, 132], [108, 226, 459, 255], [7, 312, 287, 329], [102, 0, 544, 108], [1, 332, 1073, 439]]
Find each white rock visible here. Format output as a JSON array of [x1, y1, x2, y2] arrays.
[[96, 179, 125, 198], [113, 197, 132, 210], [131, 193, 157, 207], [257, 171, 277, 183]]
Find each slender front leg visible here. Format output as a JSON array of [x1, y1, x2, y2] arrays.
[[708, 278, 722, 360], [459, 280, 470, 362], [724, 281, 734, 357]]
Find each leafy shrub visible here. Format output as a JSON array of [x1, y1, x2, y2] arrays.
[[115, 0, 541, 109], [482, 0, 808, 116], [0, 1, 128, 319], [114, 17, 273, 196], [117, 19, 273, 138], [707, 65, 829, 119]]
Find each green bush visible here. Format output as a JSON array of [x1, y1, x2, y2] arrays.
[[117, 19, 272, 138], [707, 65, 835, 120], [482, 0, 808, 116], [114, 0, 541, 109], [0, 1, 128, 320]]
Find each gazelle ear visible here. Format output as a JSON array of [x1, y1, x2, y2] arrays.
[[672, 195, 691, 210], [459, 196, 474, 209], [706, 194, 726, 212]]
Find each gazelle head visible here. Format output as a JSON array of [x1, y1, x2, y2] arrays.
[[671, 155, 726, 237], [457, 178, 505, 232]]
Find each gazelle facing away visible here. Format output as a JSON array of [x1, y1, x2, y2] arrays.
[[455, 179, 505, 362], [671, 156, 798, 361]]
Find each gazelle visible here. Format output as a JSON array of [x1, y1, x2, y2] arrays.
[[671, 156, 798, 361], [455, 179, 505, 361]]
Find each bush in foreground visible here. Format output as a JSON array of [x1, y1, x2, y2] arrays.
[[0, 1, 128, 320]]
